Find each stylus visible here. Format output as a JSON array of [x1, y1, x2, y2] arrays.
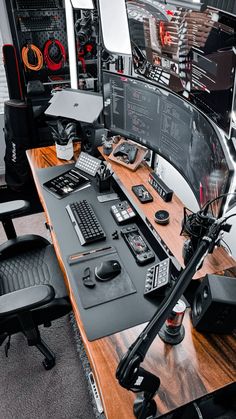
[[68, 246, 113, 262]]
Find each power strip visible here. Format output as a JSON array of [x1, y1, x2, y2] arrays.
[[88, 372, 104, 414]]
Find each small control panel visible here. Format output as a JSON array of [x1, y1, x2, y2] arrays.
[[110, 201, 136, 225], [75, 151, 101, 177], [121, 225, 155, 266], [43, 168, 89, 198], [148, 172, 173, 202], [132, 184, 153, 203], [144, 258, 172, 297]]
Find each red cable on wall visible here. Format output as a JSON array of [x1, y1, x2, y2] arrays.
[[43, 39, 66, 71]]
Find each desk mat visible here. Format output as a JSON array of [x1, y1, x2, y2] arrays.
[[37, 165, 171, 341], [69, 250, 136, 309]]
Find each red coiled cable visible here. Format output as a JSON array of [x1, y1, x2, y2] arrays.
[[43, 39, 66, 71]]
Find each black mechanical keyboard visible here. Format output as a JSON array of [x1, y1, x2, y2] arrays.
[[66, 200, 106, 245], [19, 15, 60, 32], [16, 0, 60, 9]]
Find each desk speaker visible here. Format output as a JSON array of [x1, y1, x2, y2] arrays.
[[191, 274, 236, 333], [80, 123, 105, 156], [2, 44, 24, 100]]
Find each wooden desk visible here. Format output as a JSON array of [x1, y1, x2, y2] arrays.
[[27, 145, 236, 419], [98, 146, 236, 280]]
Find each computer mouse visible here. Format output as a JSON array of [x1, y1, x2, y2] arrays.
[[95, 260, 121, 281]]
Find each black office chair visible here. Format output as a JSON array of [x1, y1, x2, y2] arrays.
[[0, 200, 71, 370]]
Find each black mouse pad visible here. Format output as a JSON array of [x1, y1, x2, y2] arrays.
[[69, 252, 136, 309]]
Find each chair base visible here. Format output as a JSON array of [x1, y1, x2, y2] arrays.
[[0, 327, 56, 370], [18, 311, 56, 369], [36, 337, 55, 370]]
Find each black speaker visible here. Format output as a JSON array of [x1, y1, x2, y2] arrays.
[[4, 100, 33, 192], [80, 123, 105, 156], [192, 274, 236, 333], [2, 44, 24, 100]]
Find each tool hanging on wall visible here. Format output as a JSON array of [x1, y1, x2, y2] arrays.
[[21, 43, 43, 71], [77, 44, 87, 73], [75, 12, 93, 46], [43, 38, 66, 71]]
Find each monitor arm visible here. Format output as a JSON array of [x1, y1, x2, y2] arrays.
[[116, 217, 231, 419]]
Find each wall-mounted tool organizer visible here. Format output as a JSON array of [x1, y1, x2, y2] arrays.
[[73, 7, 99, 91], [7, 0, 70, 92], [7, 0, 102, 94]]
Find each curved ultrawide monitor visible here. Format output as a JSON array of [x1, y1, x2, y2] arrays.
[[125, 0, 236, 138], [102, 70, 234, 216]]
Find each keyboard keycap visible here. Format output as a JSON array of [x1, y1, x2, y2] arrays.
[[66, 200, 106, 245]]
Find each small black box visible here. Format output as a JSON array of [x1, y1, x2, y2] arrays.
[[148, 172, 173, 202], [192, 274, 236, 333]]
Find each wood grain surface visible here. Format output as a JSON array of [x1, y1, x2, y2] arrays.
[[98, 146, 236, 279], [27, 145, 236, 419]]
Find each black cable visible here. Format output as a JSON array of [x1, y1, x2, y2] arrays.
[[219, 212, 236, 225], [202, 192, 236, 215], [220, 239, 232, 255]]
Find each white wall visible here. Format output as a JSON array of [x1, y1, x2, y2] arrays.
[[155, 156, 200, 212], [0, 2, 12, 44]]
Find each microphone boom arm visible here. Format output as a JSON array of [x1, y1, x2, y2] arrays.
[[116, 218, 230, 416]]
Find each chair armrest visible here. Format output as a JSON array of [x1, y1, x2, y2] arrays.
[[0, 235, 50, 260], [0, 200, 30, 220], [0, 285, 55, 317]]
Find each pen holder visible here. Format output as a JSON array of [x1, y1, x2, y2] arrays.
[[96, 173, 112, 193]]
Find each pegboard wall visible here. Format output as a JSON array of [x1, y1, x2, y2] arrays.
[[9, 0, 69, 84], [15, 0, 62, 9], [15, 10, 67, 49], [7, 0, 101, 91]]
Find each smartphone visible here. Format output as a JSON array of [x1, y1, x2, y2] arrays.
[[97, 193, 119, 203]]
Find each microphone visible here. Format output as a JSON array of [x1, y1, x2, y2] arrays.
[[181, 206, 216, 266]]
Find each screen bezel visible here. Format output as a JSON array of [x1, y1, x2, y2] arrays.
[[102, 69, 234, 217]]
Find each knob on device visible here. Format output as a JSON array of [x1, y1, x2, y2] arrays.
[[154, 210, 170, 225]]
